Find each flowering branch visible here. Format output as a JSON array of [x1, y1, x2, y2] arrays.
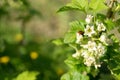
[[58, 0, 120, 80]]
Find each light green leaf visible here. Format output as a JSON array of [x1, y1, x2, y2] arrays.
[[52, 39, 64, 46], [57, 0, 88, 13], [16, 71, 39, 80], [61, 72, 71, 80], [65, 56, 90, 73], [64, 32, 76, 43], [89, 0, 108, 12], [114, 74, 120, 80], [72, 70, 89, 80], [61, 70, 89, 80], [69, 20, 85, 32], [71, 0, 88, 9], [65, 57, 81, 69]]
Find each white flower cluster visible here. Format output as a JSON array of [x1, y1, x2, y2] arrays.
[[73, 15, 109, 68]]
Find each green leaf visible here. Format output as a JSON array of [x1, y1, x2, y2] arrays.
[[117, 27, 120, 33], [64, 32, 76, 43], [96, 13, 106, 21], [16, 71, 39, 80], [52, 39, 64, 46], [71, 70, 89, 80], [104, 19, 116, 31], [114, 74, 120, 80], [106, 41, 120, 76], [71, 0, 88, 10], [64, 20, 85, 43], [115, 18, 120, 27], [61, 72, 71, 80], [57, 5, 80, 12], [61, 70, 89, 80], [65, 56, 90, 73], [65, 57, 81, 69], [69, 20, 85, 32], [108, 51, 120, 74], [89, 0, 108, 12], [57, 0, 88, 13]]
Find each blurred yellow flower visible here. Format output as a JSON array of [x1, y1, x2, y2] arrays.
[[15, 33, 23, 42], [0, 56, 10, 64], [30, 52, 38, 60], [57, 68, 64, 76]]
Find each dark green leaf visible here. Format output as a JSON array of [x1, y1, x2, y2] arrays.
[[96, 13, 106, 21], [117, 27, 120, 33], [115, 18, 120, 27], [57, 6, 80, 13]]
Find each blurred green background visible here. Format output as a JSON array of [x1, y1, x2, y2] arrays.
[[0, 0, 76, 80]]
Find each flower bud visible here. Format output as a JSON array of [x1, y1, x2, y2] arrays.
[[85, 15, 93, 24]]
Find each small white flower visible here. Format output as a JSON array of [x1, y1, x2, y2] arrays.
[[82, 41, 97, 52], [76, 32, 83, 44], [97, 23, 106, 32], [99, 33, 108, 45], [94, 63, 101, 69], [81, 50, 89, 58], [72, 53, 79, 58], [96, 21, 99, 25], [72, 51, 80, 59], [96, 43, 106, 57], [84, 25, 96, 37], [84, 57, 95, 66], [85, 15, 93, 24]]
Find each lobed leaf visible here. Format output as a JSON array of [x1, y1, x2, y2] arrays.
[[61, 70, 89, 80], [69, 20, 85, 32], [57, 0, 88, 13], [16, 71, 39, 80], [65, 56, 81, 69]]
